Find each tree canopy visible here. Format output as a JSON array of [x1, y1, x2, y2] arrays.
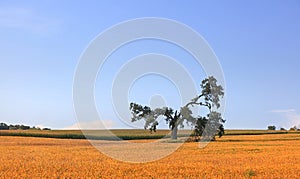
[[130, 76, 225, 140]]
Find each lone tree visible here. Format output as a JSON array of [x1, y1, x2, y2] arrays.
[[130, 76, 225, 140]]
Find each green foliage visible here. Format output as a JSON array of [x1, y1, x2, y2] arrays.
[[129, 103, 181, 139], [267, 125, 276, 130], [130, 76, 225, 141], [0, 123, 9, 130], [199, 76, 224, 109], [193, 112, 225, 141], [0, 123, 45, 130]]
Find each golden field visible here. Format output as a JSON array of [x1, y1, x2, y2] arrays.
[[0, 134, 300, 178]]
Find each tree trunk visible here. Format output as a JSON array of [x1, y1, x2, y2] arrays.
[[171, 126, 178, 140]]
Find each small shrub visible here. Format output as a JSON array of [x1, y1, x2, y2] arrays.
[[245, 169, 256, 177]]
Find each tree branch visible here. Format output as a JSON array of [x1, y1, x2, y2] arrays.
[[184, 94, 204, 108]]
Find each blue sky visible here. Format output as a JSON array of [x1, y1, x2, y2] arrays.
[[0, 1, 300, 129]]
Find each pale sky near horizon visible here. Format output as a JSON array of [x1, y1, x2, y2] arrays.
[[1, 1, 300, 130]]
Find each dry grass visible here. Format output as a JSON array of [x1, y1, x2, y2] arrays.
[[0, 133, 300, 178]]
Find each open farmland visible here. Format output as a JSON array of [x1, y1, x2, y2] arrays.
[[0, 129, 295, 140], [0, 133, 300, 178]]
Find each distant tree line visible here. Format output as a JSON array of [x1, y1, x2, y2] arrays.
[[288, 126, 300, 131], [0, 123, 50, 130], [267, 125, 300, 131]]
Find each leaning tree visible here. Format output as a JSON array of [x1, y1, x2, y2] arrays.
[[129, 76, 225, 140]]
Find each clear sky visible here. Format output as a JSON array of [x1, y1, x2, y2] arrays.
[[0, 1, 300, 130]]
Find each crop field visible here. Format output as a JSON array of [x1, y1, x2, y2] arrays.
[[0, 129, 295, 140], [0, 129, 179, 140], [0, 133, 300, 178]]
